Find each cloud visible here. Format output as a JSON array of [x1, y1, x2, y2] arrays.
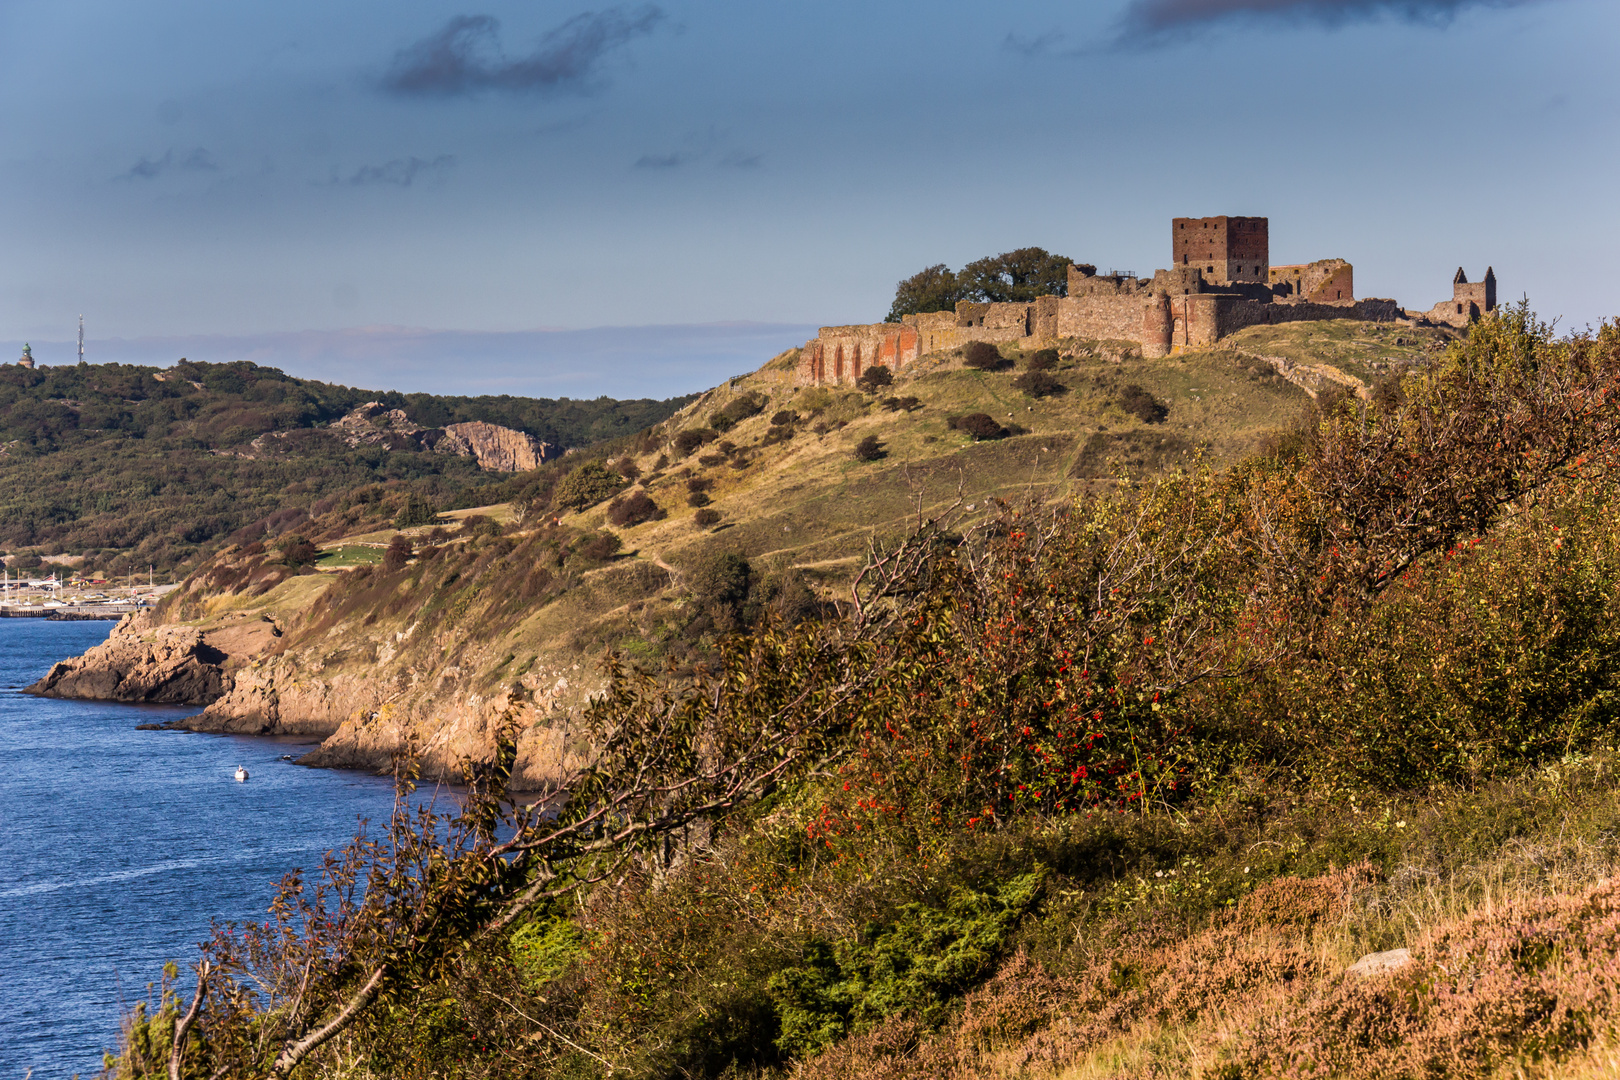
[[382, 6, 664, 97], [345, 155, 457, 187], [1002, 29, 1069, 57], [117, 148, 218, 180], [634, 151, 693, 168], [633, 130, 758, 171], [1114, 0, 1547, 44]]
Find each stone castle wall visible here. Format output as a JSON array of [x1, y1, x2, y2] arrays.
[[793, 215, 1448, 385], [1270, 259, 1354, 303], [796, 323, 920, 385], [796, 293, 1402, 383]]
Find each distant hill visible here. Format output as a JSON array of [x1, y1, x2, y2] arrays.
[[0, 358, 693, 576]]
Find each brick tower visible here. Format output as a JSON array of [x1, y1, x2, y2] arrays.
[[1172, 216, 1269, 285]]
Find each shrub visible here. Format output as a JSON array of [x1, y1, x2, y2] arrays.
[[853, 435, 886, 462], [607, 491, 663, 527], [688, 551, 753, 609], [456, 514, 500, 538], [687, 477, 714, 493], [1026, 348, 1059, 371], [948, 413, 1009, 441], [687, 491, 712, 508], [708, 412, 735, 432], [698, 453, 726, 468], [962, 342, 1007, 371], [720, 392, 767, 424], [673, 428, 719, 457], [275, 534, 320, 566], [771, 410, 799, 426], [1012, 371, 1065, 398], [554, 462, 627, 511], [382, 534, 413, 572], [612, 458, 642, 482], [392, 494, 438, 529], [855, 366, 894, 393], [881, 396, 922, 412], [575, 531, 622, 564], [694, 508, 721, 528], [1118, 384, 1169, 423]]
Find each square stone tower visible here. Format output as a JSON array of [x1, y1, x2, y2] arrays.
[[1172, 216, 1269, 285]]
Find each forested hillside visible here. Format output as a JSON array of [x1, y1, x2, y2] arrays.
[[0, 358, 690, 575]]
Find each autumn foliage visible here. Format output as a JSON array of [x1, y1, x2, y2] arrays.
[[112, 306, 1620, 1080]]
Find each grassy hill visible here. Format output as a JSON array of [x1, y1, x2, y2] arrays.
[[129, 319, 1455, 778], [105, 306, 1620, 1080], [0, 357, 691, 577]]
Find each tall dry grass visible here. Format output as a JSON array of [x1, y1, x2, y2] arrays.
[[793, 787, 1620, 1080]]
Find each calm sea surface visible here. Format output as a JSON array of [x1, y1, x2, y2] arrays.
[[0, 620, 405, 1078]]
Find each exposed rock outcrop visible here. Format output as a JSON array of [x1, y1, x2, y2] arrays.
[[28, 611, 228, 703], [324, 403, 557, 471], [437, 421, 553, 472]]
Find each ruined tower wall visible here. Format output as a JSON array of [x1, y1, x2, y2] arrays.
[[795, 323, 920, 386], [1269, 259, 1354, 302]]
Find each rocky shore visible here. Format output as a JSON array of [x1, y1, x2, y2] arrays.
[[27, 605, 589, 790]]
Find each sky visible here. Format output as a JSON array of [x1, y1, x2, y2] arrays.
[[2, 0, 1616, 397]]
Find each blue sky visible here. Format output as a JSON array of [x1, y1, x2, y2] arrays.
[[3, 0, 1615, 397]]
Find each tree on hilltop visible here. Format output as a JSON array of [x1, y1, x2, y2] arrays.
[[885, 248, 1074, 322], [886, 264, 964, 323], [958, 247, 1074, 304]]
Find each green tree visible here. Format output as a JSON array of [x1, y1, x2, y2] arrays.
[[885, 264, 964, 322], [553, 462, 627, 512], [957, 247, 1073, 303], [392, 494, 439, 528]]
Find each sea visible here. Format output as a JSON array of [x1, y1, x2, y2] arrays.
[[0, 619, 408, 1078]]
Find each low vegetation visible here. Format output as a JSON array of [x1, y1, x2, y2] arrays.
[[107, 306, 1620, 1079], [0, 358, 690, 576]]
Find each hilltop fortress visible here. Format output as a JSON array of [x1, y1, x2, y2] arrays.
[[797, 216, 1496, 386]]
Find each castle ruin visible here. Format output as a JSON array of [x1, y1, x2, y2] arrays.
[[797, 216, 1481, 386], [1420, 267, 1497, 327]]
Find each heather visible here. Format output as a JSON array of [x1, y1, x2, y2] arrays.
[[109, 307, 1620, 1078]]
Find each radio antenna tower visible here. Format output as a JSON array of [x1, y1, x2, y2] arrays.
[[77, 315, 84, 364]]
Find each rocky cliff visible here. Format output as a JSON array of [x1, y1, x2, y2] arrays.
[[27, 559, 602, 788], [30, 610, 232, 703], [252, 403, 559, 472]]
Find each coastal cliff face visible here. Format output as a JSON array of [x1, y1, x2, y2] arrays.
[[30, 611, 229, 703], [27, 557, 604, 789]]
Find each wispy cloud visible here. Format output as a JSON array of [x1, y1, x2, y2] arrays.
[[1114, 0, 1548, 45], [382, 6, 664, 97], [634, 151, 693, 168], [1002, 29, 1069, 57], [633, 130, 760, 172], [117, 148, 217, 180], [343, 155, 457, 187]]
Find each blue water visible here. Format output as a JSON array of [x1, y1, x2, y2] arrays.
[[0, 620, 406, 1078]]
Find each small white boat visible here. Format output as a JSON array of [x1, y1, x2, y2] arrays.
[[233, 766, 249, 782]]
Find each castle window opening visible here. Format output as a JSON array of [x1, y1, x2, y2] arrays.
[[1457, 304, 1463, 314]]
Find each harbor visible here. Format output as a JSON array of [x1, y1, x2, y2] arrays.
[[0, 574, 178, 620]]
